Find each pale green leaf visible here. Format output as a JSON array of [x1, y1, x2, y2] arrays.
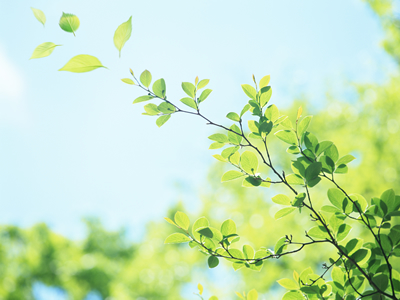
[[285, 174, 304, 185], [243, 244, 255, 259], [272, 194, 291, 206], [247, 289, 258, 300], [164, 233, 191, 244], [180, 97, 197, 110], [259, 75, 270, 88], [114, 16, 132, 57], [337, 154, 356, 165], [59, 12, 80, 36], [208, 133, 228, 143], [226, 112, 240, 122], [199, 89, 212, 102], [133, 95, 153, 104], [282, 291, 304, 300], [121, 78, 134, 85], [240, 151, 258, 174], [241, 84, 257, 100], [58, 55, 106, 73], [297, 116, 312, 138], [221, 170, 244, 182], [140, 70, 152, 87], [174, 211, 190, 230], [182, 82, 195, 98], [30, 42, 60, 59], [260, 86, 272, 108], [31, 7, 46, 26], [221, 219, 236, 236], [275, 207, 296, 220], [156, 115, 171, 127], [152, 78, 166, 98], [278, 278, 299, 290], [275, 130, 297, 145], [197, 79, 210, 89]]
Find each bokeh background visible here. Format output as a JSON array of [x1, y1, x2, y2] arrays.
[[0, 0, 399, 299]]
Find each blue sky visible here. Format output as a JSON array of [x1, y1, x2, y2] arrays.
[[0, 0, 395, 241]]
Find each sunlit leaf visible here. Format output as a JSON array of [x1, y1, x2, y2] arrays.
[[164, 233, 191, 244], [114, 16, 132, 57], [31, 7, 46, 26], [59, 55, 106, 73], [30, 42, 60, 59]]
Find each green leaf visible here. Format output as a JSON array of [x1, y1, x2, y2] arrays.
[[140, 70, 152, 88], [297, 116, 312, 138], [274, 236, 287, 254], [221, 170, 244, 182], [157, 102, 175, 114], [199, 89, 212, 103], [59, 12, 80, 36], [212, 154, 227, 162], [345, 238, 364, 256], [336, 224, 352, 241], [197, 227, 223, 242], [221, 146, 239, 159], [221, 219, 236, 236], [307, 226, 330, 239], [240, 104, 250, 117], [281, 117, 293, 129], [113, 16, 132, 57], [209, 296, 218, 300], [292, 193, 306, 207], [192, 217, 209, 241], [305, 162, 322, 182], [265, 104, 279, 122], [241, 84, 257, 100], [182, 82, 195, 98], [327, 188, 347, 210], [179, 97, 197, 110], [349, 194, 368, 213], [335, 164, 348, 174], [320, 155, 335, 174], [324, 144, 339, 162], [381, 189, 396, 212], [278, 278, 299, 290], [197, 79, 210, 89], [372, 273, 389, 291], [164, 217, 177, 227], [315, 141, 333, 157], [247, 289, 258, 300], [320, 205, 341, 213], [260, 86, 272, 107], [121, 78, 135, 85], [242, 176, 262, 187], [208, 256, 219, 268], [287, 146, 300, 155], [275, 130, 297, 145], [208, 134, 228, 143], [30, 42, 60, 59], [228, 124, 242, 145], [31, 7, 46, 26], [240, 151, 258, 174], [259, 75, 270, 88], [272, 194, 291, 206], [59, 55, 106, 73], [226, 112, 240, 122], [143, 103, 159, 115], [337, 155, 356, 165], [304, 132, 318, 152], [164, 233, 191, 244], [156, 115, 171, 127], [243, 244, 255, 259], [174, 211, 190, 230], [228, 151, 240, 165], [285, 174, 304, 185], [275, 207, 296, 220], [133, 95, 153, 104], [152, 78, 166, 98], [282, 291, 304, 300], [259, 121, 273, 136]]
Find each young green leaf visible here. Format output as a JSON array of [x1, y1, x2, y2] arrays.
[[336, 154, 356, 165], [226, 112, 240, 122], [259, 75, 270, 88], [133, 95, 153, 104], [272, 194, 291, 206], [31, 7, 46, 26], [243, 245, 255, 259], [278, 278, 299, 290], [121, 78, 135, 85], [304, 162, 322, 182], [240, 104, 250, 117], [336, 224, 352, 241], [143, 103, 159, 115], [192, 217, 209, 240], [208, 133, 228, 143], [285, 174, 304, 185], [174, 211, 190, 230], [58, 55, 106, 73], [221, 219, 236, 236], [114, 16, 132, 57], [297, 116, 312, 138], [59, 12, 80, 36], [212, 154, 227, 162], [30, 42, 61, 59], [221, 170, 244, 182], [275, 130, 297, 145], [182, 82, 195, 98], [198, 89, 212, 103], [260, 86, 272, 108], [324, 144, 339, 162], [307, 226, 330, 239], [209, 142, 224, 149], [156, 115, 171, 127], [247, 289, 258, 300], [164, 233, 191, 244], [197, 79, 210, 89], [327, 188, 347, 210], [228, 124, 242, 145], [180, 97, 197, 110], [240, 151, 258, 174], [241, 84, 257, 100], [265, 104, 279, 122], [164, 217, 177, 227], [152, 79, 166, 98], [158, 102, 175, 114], [208, 256, 219, 268], [140, 70, 152, 88], [274, 236, 288, 254], [275, 207, 296, 220]]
